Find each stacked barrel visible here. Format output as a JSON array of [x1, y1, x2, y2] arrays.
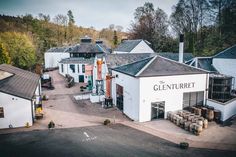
[[167, 110, 207, 136], [167, 106, 221, 135]]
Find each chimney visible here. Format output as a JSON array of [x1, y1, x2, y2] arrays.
[[97, 59, 103, 80], [95, 40, 103, 44], [80, 36, 92, 44], [179, 34, 184, 63]]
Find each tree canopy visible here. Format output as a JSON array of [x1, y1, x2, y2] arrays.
[[0, 32, 36, 69], [129, 2, 177, 52], [0, 42, 10, 64], [129, 0, 236, 56]]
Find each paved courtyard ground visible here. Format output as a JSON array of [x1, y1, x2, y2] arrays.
[[128, 118, 236, 151], [1, 70, 236, 151], [0, 124, 235, 157]]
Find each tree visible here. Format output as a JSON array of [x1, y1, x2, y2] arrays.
[[0, 32, 36, 69], [0, 42, 10, 64], [115, 25, 123, 32], [53, 14, 68, 45], [129, 2, 170, 52], [170, 0, 210, 55], [67, 10, 75, 43], [113, 30, 118, 47]]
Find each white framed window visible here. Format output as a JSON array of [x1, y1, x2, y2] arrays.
[[70, 64, 75, 73], [0, 107, 4, 118]]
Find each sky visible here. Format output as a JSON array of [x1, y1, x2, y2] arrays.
[[0, 0, 178, 31]]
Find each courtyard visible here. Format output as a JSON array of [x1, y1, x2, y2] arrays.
[[1, 70, 236, 152], [0, 124, 236, 157]]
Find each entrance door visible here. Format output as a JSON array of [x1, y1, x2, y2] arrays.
[[151, 101, 165, 120], [116, 84, 123, 111], [79, 75, 84, 83]]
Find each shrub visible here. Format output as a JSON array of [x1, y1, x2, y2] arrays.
[[179, 142, 189, 149], [42, 95, 48, 100], [104, 119, 111, 125], [48, 120, 55, 129]]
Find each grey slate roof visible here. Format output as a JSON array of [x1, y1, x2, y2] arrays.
[[46, 46, 72, 53], [59, 58, 94, 64], [186, 57, 218, 72], [197, 58, 218, 72], [113, 55, 207, 77], [0, 64, 40, 100], [97, 53, 155, 70], [157, 52, 194, 63], [69, 43, 105, 54], [114, 39, 151, 52], [214, 44, 236, 59]]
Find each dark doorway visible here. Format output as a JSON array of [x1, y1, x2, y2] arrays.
[[151, 101, 165, 120], [116, 84, 123, 111], [79, 75, 84, 83]]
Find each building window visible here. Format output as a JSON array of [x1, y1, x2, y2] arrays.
[[183, 91, 204, 109], [82, 64, 85, 73], [0, 107, 4, 118], [61, 64, 64, 73], [70, 64, 75, 73], [77, 65, 80, 73]]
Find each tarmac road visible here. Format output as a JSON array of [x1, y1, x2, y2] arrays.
[[0, 124, 235, 157]]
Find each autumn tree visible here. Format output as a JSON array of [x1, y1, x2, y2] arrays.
[[0, 32, 36, 69], [113, 30, 118, 47], [53, 14, 68, 45], [0, 42, 10, 64]]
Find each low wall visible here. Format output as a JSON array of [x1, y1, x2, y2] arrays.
[[207, 98, 236, 121], [90, 94, 105, 103]]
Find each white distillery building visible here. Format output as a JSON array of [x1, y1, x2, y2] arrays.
[[0, 64, 41, 129], [90, 53, 154, 102], [111, 56, 208, 122], [44, 46, 71, 69], [187, 45, 236, 123], [91, 52, 194, 103], [113, 39, 154, 54], [59, 58, 94, 83]]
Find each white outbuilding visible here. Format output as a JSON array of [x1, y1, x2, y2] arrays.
[[111, 55, 208, 122], [113, 39, 154, 54], [187, 45, 236, 123], [0, 64, 41, 129], [44, 46, 71, 69]]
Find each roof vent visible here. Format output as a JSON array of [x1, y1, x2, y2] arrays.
[[80, 36, 92, 43], [95, 40, 103, 44]]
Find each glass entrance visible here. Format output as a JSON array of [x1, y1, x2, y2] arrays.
[[116, 84, 123, 111], [151, 101, 165, 120]]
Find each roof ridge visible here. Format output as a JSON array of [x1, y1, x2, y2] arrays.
[[156, 54, 209, 73], [112, 56, 154, 69], [135, 56, 157, 77], [213, 44, 236, 58]]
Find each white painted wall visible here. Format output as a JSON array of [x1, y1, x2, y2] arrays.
[[44, 52, 70, 69], [114, 40, 154, 54], [0, 92, 33, 129], [139, 74, 208, 122], [213, 58, 236, 88], [58, 63, 89, 83], [111, 71, 140, 121], [207, 98, 236, 122]]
